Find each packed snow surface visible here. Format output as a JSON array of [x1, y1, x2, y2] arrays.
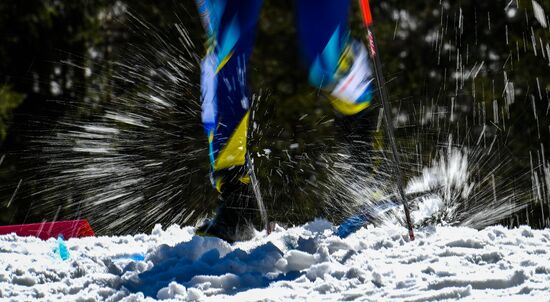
[[1, 221, 550, 301]]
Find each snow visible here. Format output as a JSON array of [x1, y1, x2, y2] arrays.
[[532, 0, 548, 29], [1, 221, 549, 301]]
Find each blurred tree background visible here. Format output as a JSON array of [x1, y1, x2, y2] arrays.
[[0, 0, 548, 233]]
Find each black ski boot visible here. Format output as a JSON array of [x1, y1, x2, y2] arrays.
[[335, 106, 382, 169], [196, 180, 258, 243]]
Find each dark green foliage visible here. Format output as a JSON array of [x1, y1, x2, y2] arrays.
[[0, 85, 23, 141]]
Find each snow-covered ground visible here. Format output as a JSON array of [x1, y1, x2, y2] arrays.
[[1, 220, 549, 301]]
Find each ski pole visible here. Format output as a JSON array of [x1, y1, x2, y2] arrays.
[[359, 0, 415, 241], [246, 152, 270, 234]]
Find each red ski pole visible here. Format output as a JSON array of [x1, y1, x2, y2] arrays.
[[359, 0, 415, 241]]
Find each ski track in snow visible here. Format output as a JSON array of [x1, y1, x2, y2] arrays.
[[1, 221, 550, 302]]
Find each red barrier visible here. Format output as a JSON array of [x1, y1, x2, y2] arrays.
[[0, 220, 95, 240]]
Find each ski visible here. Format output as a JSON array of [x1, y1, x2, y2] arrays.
[[335, 192, 426, 238]]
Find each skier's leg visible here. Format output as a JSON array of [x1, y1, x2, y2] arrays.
[[296, 0, 374, 115], [295, 0, 351, 69], [296, 0, 378, 162], [196, 0, 263, 242], [198, 0, 263, 190]]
